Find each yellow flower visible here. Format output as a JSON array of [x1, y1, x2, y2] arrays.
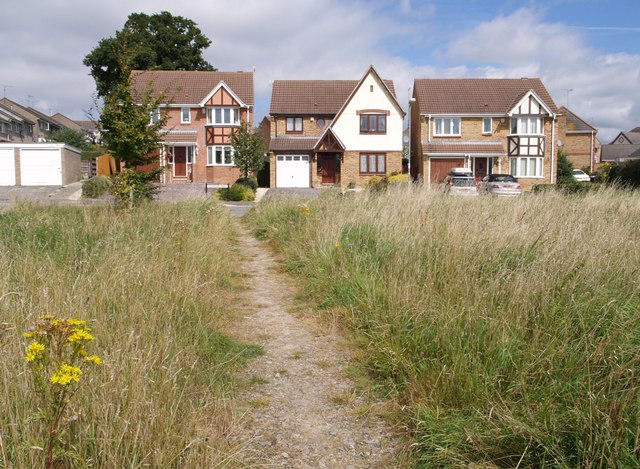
[[68, 328, 94, 343], [67, 319, 87, 327], [24, 341, 46, 362], [84, 355, 102, 365], [50, 364, 82, 386], [23, 332, 35, 339], [334, 242, 341, 249]]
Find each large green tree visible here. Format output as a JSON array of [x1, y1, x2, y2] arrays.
[[230, 122, 266, 179], [84, 11, 214, 97]]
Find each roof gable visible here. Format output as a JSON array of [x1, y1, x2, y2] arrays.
[[332, 65, 404, 125], [509, 90, 554, 117], [130, 70, 254, 106], [198, 81, 246, 108], [558, 106, 597, 133], [314, 127, 345, 152], [413, 78, 558, 115], [269, 71, 397, 115]]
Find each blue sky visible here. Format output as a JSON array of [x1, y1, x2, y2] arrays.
[[1, 0, 638, 142]]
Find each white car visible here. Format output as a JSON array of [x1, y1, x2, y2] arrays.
[[441, 168, 478, 196], [572, 169, 590, 182]]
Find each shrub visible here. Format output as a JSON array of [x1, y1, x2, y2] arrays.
[[608, 159, 640, 188], [365, 176, 388, 192], [82, 176, 111, 199], [387, 173, 409, 185], [217, 183, 255, 201], [110, 169, 160, 207], [234, 176, 258, 191]]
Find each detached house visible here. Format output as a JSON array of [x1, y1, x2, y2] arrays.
[[410, 78, 559, 190], [130, 70, 254, 185], [557, 106, 600, 172], [267, 66, 404, 188], [601, 127, 640, 163]]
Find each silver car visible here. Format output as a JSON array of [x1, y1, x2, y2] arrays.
[[478, 174, 522, 196], [442, 169, 479, 196]]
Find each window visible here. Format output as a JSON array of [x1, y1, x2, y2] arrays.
[[181, 108, 191, 124], [483, 117, 492, 134], [286, 117, 303, 132], [511, 117, 542, 135], [206, 107, 240, 125], [207, 146, 234, 166], [510, 157, 543, 178], [359, 153, 386, 174], [150, 108, 160, 125], [434, 117, 461, 136], [360, 114, 386, 134]]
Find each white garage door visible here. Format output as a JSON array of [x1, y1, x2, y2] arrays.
[[20, 149, 62, 186], [0, 148, 16, 186], [276, 155, 310, 188]]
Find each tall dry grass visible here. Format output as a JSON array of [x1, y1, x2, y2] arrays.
[[248, 186, 640, 468], [0, 202, 259, 468]]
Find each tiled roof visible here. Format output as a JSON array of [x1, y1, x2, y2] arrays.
[[130, 70, 254, 106], [601, 144, 640, 161], [413, 78, 558, 115], [558, 106, 596, 133], [422, 141, 505, 155], [270, 79, 396, 115], [269, 136, 318, 152], [160, 130, 198, 144]]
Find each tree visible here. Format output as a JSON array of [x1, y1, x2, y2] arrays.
[[49, 127, 91, 151], [556, 149, 574, 184], [84, 11, 214, 97], [99, 68, 167, 168], [230, 122, 266, 180]]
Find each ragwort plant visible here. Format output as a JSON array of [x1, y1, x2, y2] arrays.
[[23, 315, 102, 468]]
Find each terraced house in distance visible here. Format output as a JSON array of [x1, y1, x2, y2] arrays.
[[410, 78, 560, 190], [266, 65, 405, 188], [130, 70, 254, 185]]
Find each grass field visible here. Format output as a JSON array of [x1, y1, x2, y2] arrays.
[[0, 202, 260, 468], [248, 186, 640, 468]]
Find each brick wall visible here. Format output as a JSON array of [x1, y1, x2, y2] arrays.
[[271, 116, 333, 138]]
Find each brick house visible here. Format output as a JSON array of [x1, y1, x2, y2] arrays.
[[557, 106, 600, 172], [410, 78, 559, 191], [130, 70, 254, 185], [266, 66, 404, 188], [0, 103, 35, 142], [0, 98, 62, 143], [600, 127, 640, 163]]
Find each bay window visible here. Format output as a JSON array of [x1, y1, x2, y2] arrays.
[[206, 107, 240, 126], [511, 117, 542, 135], [510, 157, 543, 178], [207, 146, 235, 166]]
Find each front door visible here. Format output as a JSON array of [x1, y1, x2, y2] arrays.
[[474, 158, 489, 180], [321, 154, 336, 183], [174, 147, 187, 177]]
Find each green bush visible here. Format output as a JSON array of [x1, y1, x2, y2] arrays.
[[234, 176, 258, 191], [365, 176, 388, 192], [82, 176, 111, 199], [110, 169, 160, 207], [217, 183, 255, 201], [387, 173, 409, 184], [608, 159, 640, 188]]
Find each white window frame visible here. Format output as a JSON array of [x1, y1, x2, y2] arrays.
[[150, 108, 160, 125], [206, 107, 240, 126], [181, 108, 191, 124], [434, 117, 461, 136], [510, 117, 543, 135], [483, 117, 492, 135], [207, 145, 235, 166], [510, 157, 543, 178]]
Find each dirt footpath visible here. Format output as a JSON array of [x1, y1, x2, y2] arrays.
[[229, 223, 406, 468]]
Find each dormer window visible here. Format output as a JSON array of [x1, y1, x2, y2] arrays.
[[206, 107, 240, 126], [434, 117, 460, 136], [511, 117, 542, 135]]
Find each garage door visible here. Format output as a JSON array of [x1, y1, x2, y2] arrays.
[[430, 158, 465, 183], [20, 149, 62, 186], [0, 148, 16, 186], [276, 155, 309, 188]]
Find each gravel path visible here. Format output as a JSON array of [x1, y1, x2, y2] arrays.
[[229, 222, 405, 468]]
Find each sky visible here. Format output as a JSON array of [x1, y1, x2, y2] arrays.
[[2, 0, 639, 143]]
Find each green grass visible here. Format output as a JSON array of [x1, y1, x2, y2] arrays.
[[0, 201, 259, 468], [246, 186, 640, 468]]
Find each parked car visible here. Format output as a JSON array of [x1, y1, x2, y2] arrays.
[[572, 169, 590, 182], [589, 171, 602, 183], [478, 174, 522, 196], [441, 168, 478, 196]]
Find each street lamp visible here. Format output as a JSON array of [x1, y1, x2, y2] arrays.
[[566, 88, 573, 109]]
